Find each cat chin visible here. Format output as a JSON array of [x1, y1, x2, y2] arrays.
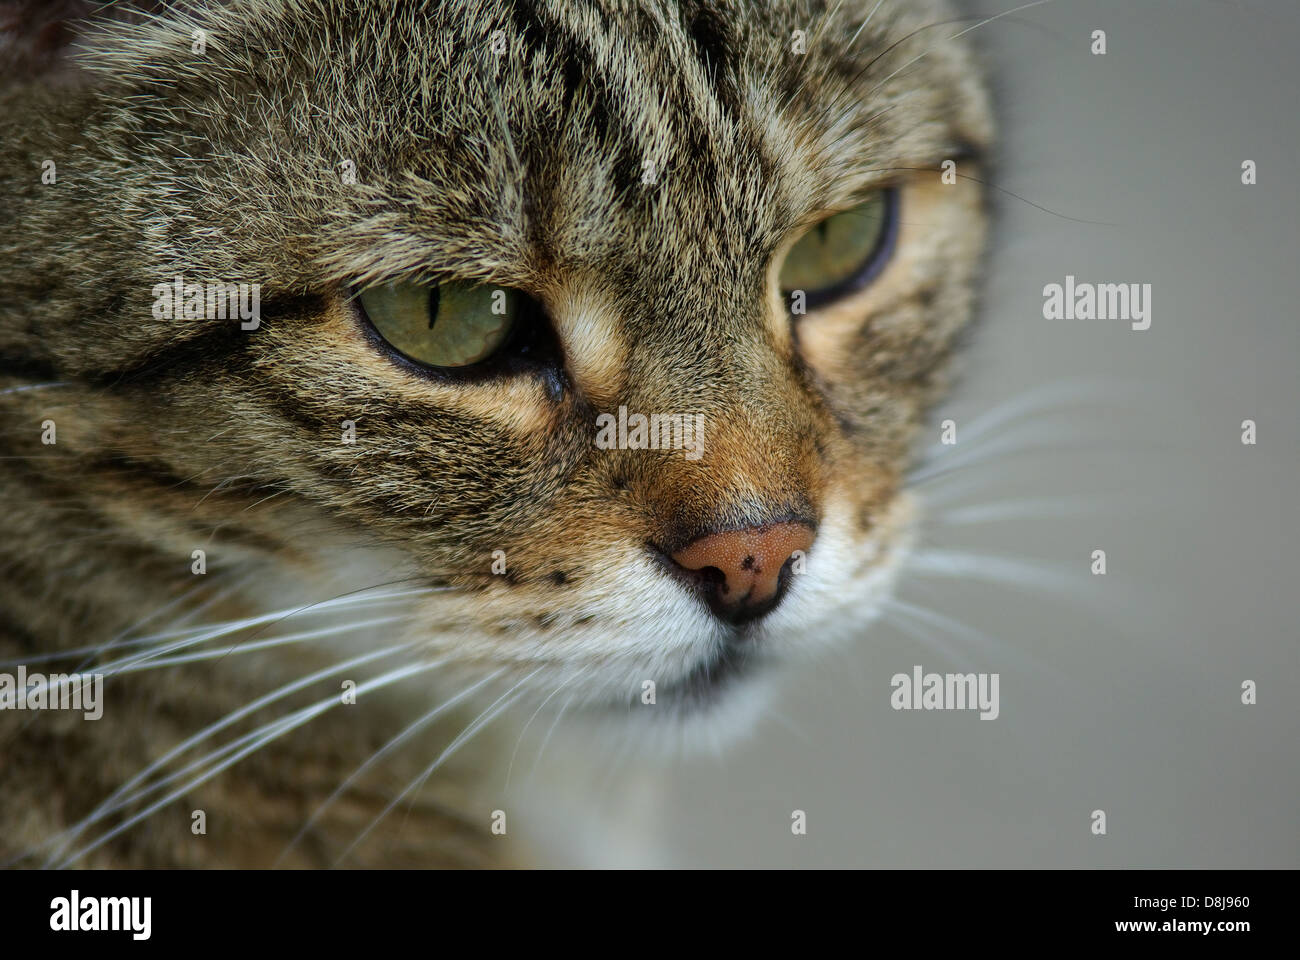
[[575, 666, 783, 757]]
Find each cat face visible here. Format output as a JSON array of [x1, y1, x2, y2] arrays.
[[2, 0, 991, 734]]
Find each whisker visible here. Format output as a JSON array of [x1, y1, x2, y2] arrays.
[[910, 425, 1129, 487], [334, 668, 537, 867], [121, 614, 417, 671], [879, 598, 976, 671], [907, 547, 1083, 596], [0, 587, 435, 692], [0, 381, 68, 396], [274, 665, 506, 867], [504, 672, 579, 790], [867, 0, 1059, 99], [0, 573, 258, 755], [778, 0, 848, 108], [50, 658, 446, 869], [920, 378, 1140, 458], [932, 495, 1155, 526], [391, 666, 545, 841], [887, 595, 1071, 686], [528, 686, 583, 787], [0, 573, 358, 668], [37, 641, 423, 867]]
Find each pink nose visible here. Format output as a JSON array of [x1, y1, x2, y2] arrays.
[[670, 522, 815, 620]]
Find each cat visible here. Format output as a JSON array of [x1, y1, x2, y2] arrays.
[[0, 0, 991, 867]]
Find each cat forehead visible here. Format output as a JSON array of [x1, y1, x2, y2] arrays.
[[77, 0, 986, 289], [320, 0, 976, 275]]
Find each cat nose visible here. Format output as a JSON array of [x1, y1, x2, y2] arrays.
[[669, 522, 815, 625]]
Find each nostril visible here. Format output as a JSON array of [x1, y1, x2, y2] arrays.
[[680, 562, 729, 596], [696, 565, 726, 586], [667, 521, 815, 623]]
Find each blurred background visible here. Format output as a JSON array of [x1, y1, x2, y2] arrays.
[[516, 0, 1299, 867]]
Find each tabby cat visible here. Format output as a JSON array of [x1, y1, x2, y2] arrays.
[[0, 0, 990, 867]]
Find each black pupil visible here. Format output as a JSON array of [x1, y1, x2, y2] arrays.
[[427, 285, 440, 329]]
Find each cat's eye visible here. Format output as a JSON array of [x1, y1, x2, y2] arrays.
[[356, 279, 521, 369], [779, 188, 898, 309]]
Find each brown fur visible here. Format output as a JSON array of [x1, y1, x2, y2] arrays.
[[0, 0, 990, 867]]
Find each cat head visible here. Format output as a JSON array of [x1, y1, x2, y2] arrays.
[[0, 0, 991, 739]]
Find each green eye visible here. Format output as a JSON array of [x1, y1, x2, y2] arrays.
[[778, 189, 897, 308], [357, 280, 519, 368]]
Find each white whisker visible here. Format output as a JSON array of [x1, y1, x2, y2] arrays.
[[51, 658, 445, 869], [117, 614, 416, 671], [335, 668, 540, 866], [907, 548, 1082, 596], [504, 672, 579, 790], [880, 598, 975, 671], [933, 495, 1128, 526], [868, 0, 1059, 98], [0, 381, 68, 396], [40, 642, 424, 866], [275, 665, 507, 867], [528, 685, 582, 786], [0, 585, 434, 677]]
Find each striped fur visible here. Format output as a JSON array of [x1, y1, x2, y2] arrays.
[[0, 0, 991, 866]]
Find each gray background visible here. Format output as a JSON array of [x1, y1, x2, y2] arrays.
[[522, 0, 1298, 868]]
